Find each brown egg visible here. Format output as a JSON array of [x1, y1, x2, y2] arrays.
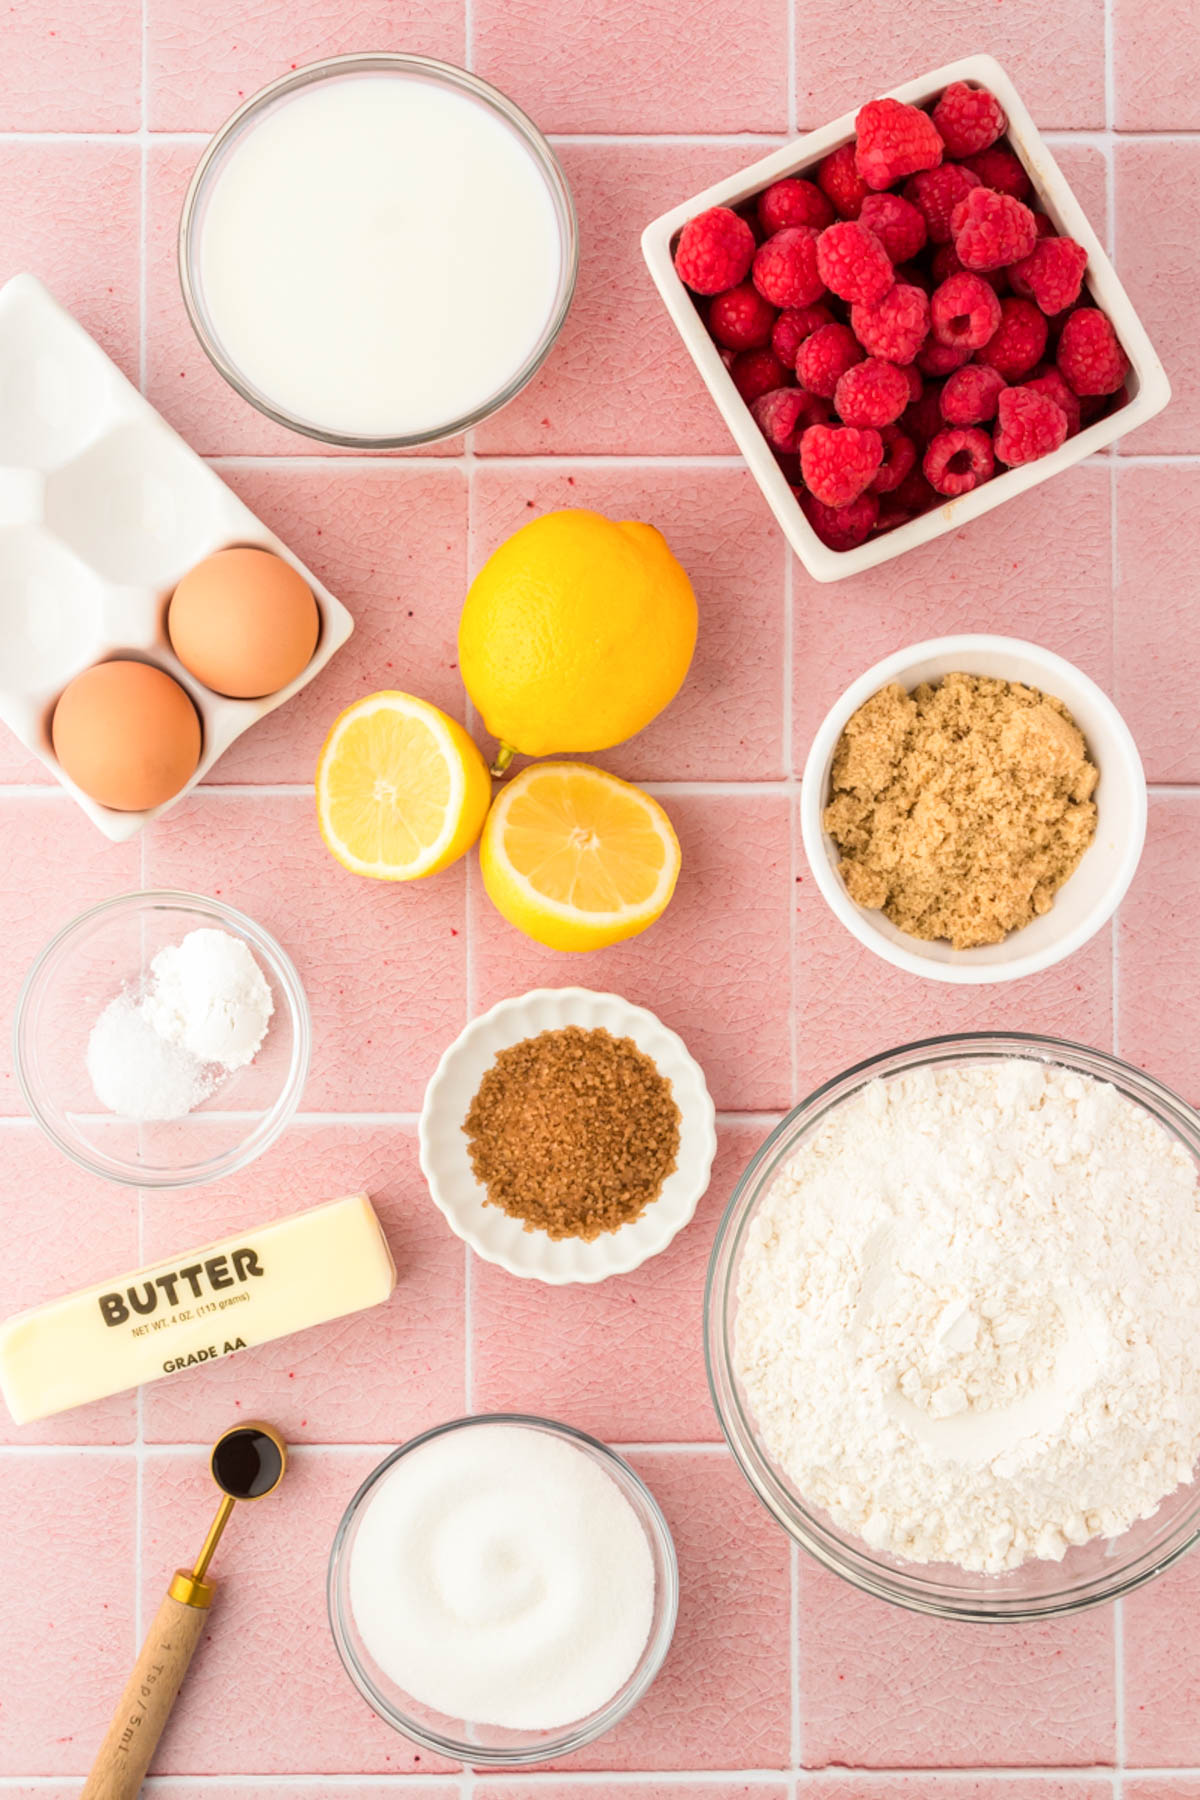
[[168, 546, 320, 699], [52, 661, 202, 812]]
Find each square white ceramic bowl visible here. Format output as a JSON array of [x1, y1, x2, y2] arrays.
[[799, 635, 1147, 983], [641, 53, 1171, 583]]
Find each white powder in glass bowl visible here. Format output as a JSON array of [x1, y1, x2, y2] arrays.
[[734, 1059, 1200, 1573]]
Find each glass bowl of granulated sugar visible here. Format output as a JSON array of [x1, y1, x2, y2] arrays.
[[706, 1032, 1200, 1620], [15, 889, 309, 1188]]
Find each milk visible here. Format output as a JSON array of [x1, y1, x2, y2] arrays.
[[196, 74, 565, 439]]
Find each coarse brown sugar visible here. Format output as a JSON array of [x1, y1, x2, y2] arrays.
[[823, 672, 1098, 950], [463, 1026, 681, 1240]]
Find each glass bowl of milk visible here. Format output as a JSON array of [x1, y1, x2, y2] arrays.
[[327, 1413, 679, 1763], [179, 54, 578, 446]]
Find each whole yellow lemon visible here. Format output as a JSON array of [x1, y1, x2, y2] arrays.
[[459, 508, 697, 770]]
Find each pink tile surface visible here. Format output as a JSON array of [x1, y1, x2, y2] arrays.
[[791, 8, 1105, 130], [140, 1447, 457, 1772], [142, 791, 468, 1111], [796, 1561, 1116, 1767], [474, 143, 776, 456], [472, 792, 793, 1112], [1124, 1550, 1200, 1765], [206, 462, 468, 782], [1117, 795, 1200, 1105], [1115, 141, 1200, 456], [147, 0, 466, 130], [0, 1452, 136, 1774], [0, 0, 141, 131], [471, 464, 787, 779], [3, 3, 1200, 1790], [474, 0, 788, 132], [472, 1123, 765, 1441], [1113, 0, 1200, 128], [1115, 465, 1200, 784], [140, 1123, 465, 1442]]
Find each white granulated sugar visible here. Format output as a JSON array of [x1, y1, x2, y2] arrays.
[[734, 1059, 1200, 1572], [141, 929, 274, 1070], [86, 993, 216, 1122]]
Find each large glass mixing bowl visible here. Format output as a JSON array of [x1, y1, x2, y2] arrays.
[[705, 1032, 1200, 1620]]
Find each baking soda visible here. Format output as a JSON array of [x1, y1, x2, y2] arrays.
[[734, 1059, 1200, 1572], [348, 1423, 655, 1729]]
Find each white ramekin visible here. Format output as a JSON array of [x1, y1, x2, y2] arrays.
[[799, 635, 1147, 984], [641, 53, 1171, 584], [418, 987, 716, 1283]]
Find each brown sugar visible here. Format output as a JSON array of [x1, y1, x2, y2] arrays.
[[823, 672, 1099, 950], [463, 1026, 681, 1240]]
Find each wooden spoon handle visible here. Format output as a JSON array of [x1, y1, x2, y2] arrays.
[[80, 1587, 208, 1800]]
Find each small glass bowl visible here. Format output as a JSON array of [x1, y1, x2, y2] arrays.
[[14, 890, 310, 1189], [327, 1413, 679, 1764], [706, 1032, 1200, 1621], [178, 53, 579, 448]]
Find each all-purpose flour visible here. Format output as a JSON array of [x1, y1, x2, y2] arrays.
[[734, 1059, 1200, 1572]]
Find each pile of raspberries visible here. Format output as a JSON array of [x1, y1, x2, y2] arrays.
[[672, 83, 1130, 552]]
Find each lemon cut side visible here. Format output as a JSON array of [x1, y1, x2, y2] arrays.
[[317, 691, 492, 880], [480, 762, 682, 951]]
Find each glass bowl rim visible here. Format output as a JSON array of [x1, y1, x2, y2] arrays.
[[13, 887, 311, 1189], [326, 1410, 680, 1763], [177, 51, 580, 448], [704, 1028, 1200, 1621]]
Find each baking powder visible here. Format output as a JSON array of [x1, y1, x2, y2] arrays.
[[734, 1059, 1200, 1572]]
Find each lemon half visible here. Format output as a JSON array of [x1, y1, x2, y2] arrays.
[[317, 691, 491, 880], [479, 762, 681, 951]]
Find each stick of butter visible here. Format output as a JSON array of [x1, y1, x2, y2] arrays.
[[0, 1193, 396, 1425]]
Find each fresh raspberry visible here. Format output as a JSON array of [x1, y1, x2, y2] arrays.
[[930, 82, 1007, 158], [850, 283, 930, 364], [878, 465, 938, 526], [904, 163, 981, 243], [903, 363, 924, 402], [869, 423, 918, 492], [800, 423, 884, 506], [855, 97, 944, 190], [859, 192, 928, 263], [752, 226, 825, 307], [708, 281, 776, 350], [917, 338, 972, 377], [1024, 366, 1081, 436], [1009, 235, 1088, 314], [817, 220, 894, 305], [930, 271, 1002, 350], [931, 242, 1006, 293], [961, 145, 1032, 201], [923, 426, 995, 496], [795, 321, 863, 396], [797, 486, 879, 550], [993, 384, 1069, 464], [816, 143, 868, 220], [1081, 383, 1128, 423], [1032, 210, 1055, 239], [771, 302, 834, 368], [951, 186, 1037, 271], [940, 362, 1006, 425], [1056, 306, 1129, 395], [975, 296, 1048, 378], [751, 385, 824, 452], [903, 381, 946, 444], [730, 347, 790, 403], [834, 356, 910, 428], [758, 177, 835, 235], [674, 206, 755, 294]]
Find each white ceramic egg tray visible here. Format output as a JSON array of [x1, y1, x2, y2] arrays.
[[0, 272, 354, 840]]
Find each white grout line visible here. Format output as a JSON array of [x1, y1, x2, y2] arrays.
[[5, 125, 1200, 146], [1114, 1595, 1127, 1799], [0, 1777, 1154, 1791]]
